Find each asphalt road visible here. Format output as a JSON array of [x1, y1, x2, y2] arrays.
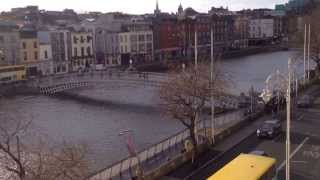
[[165, 84, 320, 180]]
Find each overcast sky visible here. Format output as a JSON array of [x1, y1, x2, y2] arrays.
[[0, 0, 289, 14]]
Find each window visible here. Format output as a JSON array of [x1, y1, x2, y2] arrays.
[[132, 44, 137, 52], [87, 47, 91, 56], [120, 46, 123, 53], [147, 43, 152, 52], [23, 52, 27, 61], [124, 35, 127, 43], [44, 51, 48, 59], [146, 34, 152, 41], [80, 36, 84, 43], [138, 35, 145, 41], [34, 52, 38, 60], [73, 36, 77, 44], [87, 36, 91, 43], [0, 36, 4, 43], [120, 35, 123, 43], [139, 43, 145, 51], [125, 46, 127, 53], [22, 42, 26, 49], [74, 47, 77, 56], [81, 47, 84, 56], [33, 42, 37, 48], [130, 35, 137, 42]]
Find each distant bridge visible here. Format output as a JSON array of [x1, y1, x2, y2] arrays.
[[29, 70, 167, 94], [27, 70, 240, 109]]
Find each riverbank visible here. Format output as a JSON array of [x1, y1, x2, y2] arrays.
[[136, 45, 289, 72], [0, 83, 38, 97]]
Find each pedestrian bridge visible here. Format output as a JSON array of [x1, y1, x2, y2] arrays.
[[31, 70, 167, 94], [28, 70, 240, 109]]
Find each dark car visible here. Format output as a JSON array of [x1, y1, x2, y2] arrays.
[[256, 120, 282, 138], [249, 150, 269, 157], [297, 95, 312, 108]]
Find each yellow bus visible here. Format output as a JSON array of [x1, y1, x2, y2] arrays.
[[0, 65, 26, 84], [207, 153, 276, 180]]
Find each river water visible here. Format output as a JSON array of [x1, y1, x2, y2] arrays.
[[0, 51, 310, 172]]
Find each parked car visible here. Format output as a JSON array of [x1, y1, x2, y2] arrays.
[[256, 120, 282, 138], [249, 150, 269, 157], [297, 95, 312, 108]]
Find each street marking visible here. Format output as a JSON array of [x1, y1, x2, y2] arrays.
[[297, 115, 304, 121], [291, 160, 307, 164], [277, 137, 310, 172]]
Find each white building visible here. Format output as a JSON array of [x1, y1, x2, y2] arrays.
[[38, 30, 71, 74], [38, 43, 53, 75], [249, 19, 274, 39], [70, 30, 94, 71], [118, 30, 153, 64]]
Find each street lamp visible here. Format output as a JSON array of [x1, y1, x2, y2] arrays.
[[286, 58, 292, 180], [118, 129, 143, 179]]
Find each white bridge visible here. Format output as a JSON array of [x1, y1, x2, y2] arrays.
[[27, 70, 240, 109]]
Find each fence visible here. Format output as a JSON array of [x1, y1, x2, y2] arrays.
[[86, 108, 257, 180]]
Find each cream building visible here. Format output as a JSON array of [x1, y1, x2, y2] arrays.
[[70, 30, 94, 71], [118, 30, 153, 64], [20, 26, 41, 77]]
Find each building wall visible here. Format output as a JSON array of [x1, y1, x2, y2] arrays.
[[51, 30, 70, 74], [20, 38, 40, 63], [70, 31, 94, 71], [0, 31, 20, 66], [249, 19, 274, 39], [118, 30, 153, 64], [233, 16, 249, 49]]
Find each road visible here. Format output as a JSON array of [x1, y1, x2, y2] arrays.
[[165, 84, 320, 180]]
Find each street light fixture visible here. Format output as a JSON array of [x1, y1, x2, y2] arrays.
[[118, 129, 143, 179]]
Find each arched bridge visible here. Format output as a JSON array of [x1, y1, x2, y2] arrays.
[[28, 70, 240, 109], [30, 70, 167, 94]]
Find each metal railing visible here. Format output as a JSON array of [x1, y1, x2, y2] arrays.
[[86, 108, 257, 180]]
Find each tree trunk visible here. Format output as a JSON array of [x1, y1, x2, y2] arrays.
[[189, 116, 198, 163]]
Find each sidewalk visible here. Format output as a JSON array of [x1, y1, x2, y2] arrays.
[[164, 113, 271, 179]]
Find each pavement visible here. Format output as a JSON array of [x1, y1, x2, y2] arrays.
[[91, 109, 246, 180], [163, 84, 320, 180]]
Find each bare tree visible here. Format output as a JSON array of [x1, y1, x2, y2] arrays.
[[0, 114, 89, 180], [158, 62, 228, 155]]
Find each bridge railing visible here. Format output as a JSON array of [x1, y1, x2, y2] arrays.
[[86, 108, 257, 180], [34, 70, 168, 88]]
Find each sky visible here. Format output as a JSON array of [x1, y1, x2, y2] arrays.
[[0, 0, 289, 14]]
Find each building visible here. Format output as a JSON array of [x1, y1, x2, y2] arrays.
[[38, 43, 53, 75], [249, 18, 274, 45], [118, 30, 153, 65], [0, 20, 20, 66], [19, 25, 41, 76], [70, 30, 94, 71], [38, 29, 71, 74], [153, 15, 182, 61], [233, 15, 249, 49]]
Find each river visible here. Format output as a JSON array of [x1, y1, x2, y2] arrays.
[[0, 50, 311, 172]]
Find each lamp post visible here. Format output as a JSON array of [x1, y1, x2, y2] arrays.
[[118, 129, 143, 179], [285, 58, 292, 180], [307, 24, 311, 81], [303, 24, 307, 85], [210, 24, 215, 144]]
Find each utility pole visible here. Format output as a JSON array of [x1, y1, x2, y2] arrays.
[[210, 25, 215, 144], [303, 24, 307, 85], [286, 58, 292, 180], [195, 26, 198, 68], [307, 24, 311, 81]]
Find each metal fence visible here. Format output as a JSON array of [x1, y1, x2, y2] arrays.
[[86, 109, 255, 180]]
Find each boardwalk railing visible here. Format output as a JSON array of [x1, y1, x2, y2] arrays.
[[86, 109, 258, 180]]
